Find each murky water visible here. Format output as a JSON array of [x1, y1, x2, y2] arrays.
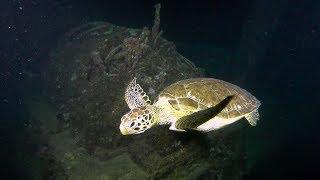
[[1, 0, 319, 179]]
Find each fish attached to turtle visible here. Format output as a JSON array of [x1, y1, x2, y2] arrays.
[[119, 77, 261, 135]]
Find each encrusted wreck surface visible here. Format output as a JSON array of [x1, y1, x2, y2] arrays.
[[39, 7, 247, 179]]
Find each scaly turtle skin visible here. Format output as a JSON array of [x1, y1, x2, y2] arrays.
[[120, 78, 261, 135]]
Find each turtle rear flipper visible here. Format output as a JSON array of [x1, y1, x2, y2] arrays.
[[125, 77, 151, 109], [175, 95, 234, 130], [245, 109, 259, 126]]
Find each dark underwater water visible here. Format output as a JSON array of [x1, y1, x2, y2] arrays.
[[1, 0, 319, 179]]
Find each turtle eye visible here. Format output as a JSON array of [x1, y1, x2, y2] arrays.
[[134, 127, 140, 131], [130, 122, 135, 127]]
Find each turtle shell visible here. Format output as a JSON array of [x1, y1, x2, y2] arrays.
[[157, 78, 260, 119]]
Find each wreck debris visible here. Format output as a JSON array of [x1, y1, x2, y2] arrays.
[[91, 51, 106, 71], [151, 3, 163, 48], [42, 3, 246, 179], [104, 45, 121, 63]]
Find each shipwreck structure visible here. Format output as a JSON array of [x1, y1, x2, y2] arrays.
[[34, 4, 248, 179]]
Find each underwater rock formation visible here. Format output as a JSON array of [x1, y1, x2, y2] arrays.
[[39, 4, 247, 179]]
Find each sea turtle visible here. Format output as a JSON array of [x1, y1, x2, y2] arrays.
[[119, 77, 261, 135]]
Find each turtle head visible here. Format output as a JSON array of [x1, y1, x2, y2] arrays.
[[120, 106, 156, 135]]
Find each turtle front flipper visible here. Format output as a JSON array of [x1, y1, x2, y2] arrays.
[[125, 77, 151, 109], [175, 95, 234, 130]]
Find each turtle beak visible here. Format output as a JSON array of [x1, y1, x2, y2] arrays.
[[119, 125, 130, 135]]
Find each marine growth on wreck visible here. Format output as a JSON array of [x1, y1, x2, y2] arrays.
[[26, 4, 251, 179]]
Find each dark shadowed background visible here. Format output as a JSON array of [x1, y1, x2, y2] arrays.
[[1, 0, 319, 179]]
